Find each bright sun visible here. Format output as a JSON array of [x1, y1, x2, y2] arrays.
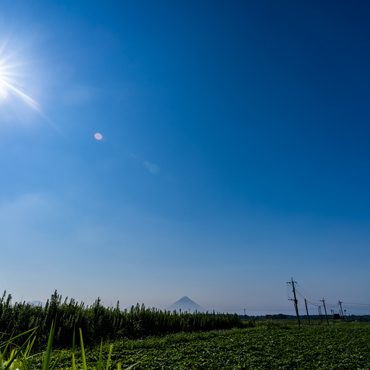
[[0, 39, 39, 110], [0, 37, 63, 135]]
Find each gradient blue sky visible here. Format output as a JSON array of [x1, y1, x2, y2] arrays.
[[1, 0, 369, 316]]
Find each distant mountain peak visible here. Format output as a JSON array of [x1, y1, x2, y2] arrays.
[[178, 296, 191, 301], [28, 300, 45, 307], [166, 296, 205, 313]]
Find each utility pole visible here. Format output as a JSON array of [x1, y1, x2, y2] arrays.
[[320, 299, 329, 326], [304, 299, 310, 325], [287, 277, 300, 326], [244, 309, 246, 320], [338, 301, 344, 318], [318, 306, 323, 324]]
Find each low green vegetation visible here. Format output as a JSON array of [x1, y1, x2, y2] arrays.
[[8, 322, 368, 369]]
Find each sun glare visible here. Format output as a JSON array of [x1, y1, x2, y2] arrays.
[[0, 65, 10, 100], [0, 84, 9, 100], [0, 37, 67, 135], [0, 39, 40, 113]]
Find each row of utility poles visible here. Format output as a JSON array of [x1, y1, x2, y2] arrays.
[[287, 277, 344, 326]]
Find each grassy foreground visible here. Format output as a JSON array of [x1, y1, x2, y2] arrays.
[[23, 322, 370, 369]]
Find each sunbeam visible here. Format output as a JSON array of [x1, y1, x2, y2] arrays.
[[0, 38, 65, 136]]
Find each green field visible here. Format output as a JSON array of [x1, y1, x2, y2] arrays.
[[24, 322, 370, 369], [2, 292, 369, 369]]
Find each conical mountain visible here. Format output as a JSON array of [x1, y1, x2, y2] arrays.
[[28, 301, 45, 307], [166, 296, 206, 313]]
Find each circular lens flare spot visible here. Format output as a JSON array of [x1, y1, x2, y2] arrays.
[[94, 133, 103, 140]]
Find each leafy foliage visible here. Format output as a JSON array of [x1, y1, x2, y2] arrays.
[[0, 324, 133, 370], [26, 323, 369, 369], [0, 291, 242, 350]]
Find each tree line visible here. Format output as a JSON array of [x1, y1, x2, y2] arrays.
[[0, 290, 243, 350]]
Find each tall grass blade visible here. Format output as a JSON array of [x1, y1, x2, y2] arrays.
[[49, 353, 63, 370], [24, 335, 37, 358], [2, 328, 37, 370], [72, 323, 76, 352], [0, 328, 37, 350], [97, 339, 103, 370], [42, 321, 55, 370], [79, 328, 87, 370], [72, 352, 77, 370], [106, 344, 113, 370]]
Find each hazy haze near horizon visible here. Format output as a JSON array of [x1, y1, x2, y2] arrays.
[[0, 0, 369, 316]]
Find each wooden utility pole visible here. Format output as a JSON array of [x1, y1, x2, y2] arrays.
[[320, 299, 329, 326], [318, 306, 323, 324], [287, 277, 300, 326], [304, 299, 310, 325], [338, 301, 344, 318]]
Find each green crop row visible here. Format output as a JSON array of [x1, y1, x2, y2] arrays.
[[25, 323, 370, 369], [0, 291, 242, 350]]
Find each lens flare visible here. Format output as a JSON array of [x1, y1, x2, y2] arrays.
[[142, 160, 160, 174], [0, 37, 66, 136], [94, 133, 103, 140], [0, 39, 39, 110]]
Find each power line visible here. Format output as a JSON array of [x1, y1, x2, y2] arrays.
[[295, 283, 321, 302], [285, 281, 370, 317], [305, 299, 321, 307], [342, 302, 370, 306]]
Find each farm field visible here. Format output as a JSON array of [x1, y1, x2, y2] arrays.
[[26, 322, 370, 369]]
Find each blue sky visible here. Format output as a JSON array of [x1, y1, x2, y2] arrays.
[[1, 0, 369, 316]]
